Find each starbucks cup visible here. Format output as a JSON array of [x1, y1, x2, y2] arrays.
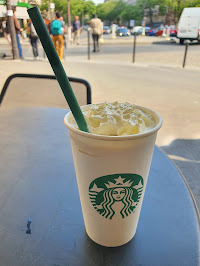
[[64, 104, 162, 247]]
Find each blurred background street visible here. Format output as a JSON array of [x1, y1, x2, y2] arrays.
[[1, 32, 200, 68], [0, 0, 200, 213], [1, 34, 200, 211]]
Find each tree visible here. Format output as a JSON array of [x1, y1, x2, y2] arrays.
[[158, 0, 200, 25], [40, 0, 50, 12], [109, 1, 126, 23], [96, 0, 126, 24], [53, 0, 68, 16], [96, 1, 116, 22], [136, 0, 163, 26], [121, 5, 143, 24], [69, 0, 96, 24], [40, 0, 96, 24], [40, 0, 200, 27], [173, 0, 200, 22], [83, 0, 96, 20]]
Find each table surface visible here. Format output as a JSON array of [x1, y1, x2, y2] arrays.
[[0, 107, 199, 266]]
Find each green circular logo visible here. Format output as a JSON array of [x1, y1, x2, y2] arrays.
[[89, 173, 143, 220]]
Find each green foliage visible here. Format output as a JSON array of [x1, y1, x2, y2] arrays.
[[69, 0, 96, 22], [40, 0, 50, 12], [53, 0, 67, 15], [109, 1, 126, 21], [70, 0, 84, 18], [121, 5, 143, 23], [96, 2, 116, 21], [97, 0, 126, 23], [176, 0, 200, 17], [158, 0, 200, 21], [40, 0, 200, 25], [83, 1, 96, 19], [39, 0, 96, 23]]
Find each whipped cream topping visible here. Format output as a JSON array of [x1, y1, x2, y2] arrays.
[[71, 102, 156, 136]]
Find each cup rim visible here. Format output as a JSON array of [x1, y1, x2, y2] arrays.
[[64, 104, 163, 141]]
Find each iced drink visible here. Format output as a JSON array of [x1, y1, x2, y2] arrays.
[[64, 102, 162, 247]]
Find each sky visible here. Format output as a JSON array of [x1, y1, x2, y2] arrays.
[[92, 0, 104, 5]]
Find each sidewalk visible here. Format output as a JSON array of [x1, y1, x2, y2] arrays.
[[2, 34, 200, 70], [0, 34, 173, 47], [105, 35, 175, 45], [81, 35, 173, 46]]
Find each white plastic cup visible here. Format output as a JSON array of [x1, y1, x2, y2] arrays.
[[64, 104, 162, 247]]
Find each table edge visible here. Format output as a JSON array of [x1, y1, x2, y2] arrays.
[[158, 146, 200, 225], [1, 107, 199, 223]]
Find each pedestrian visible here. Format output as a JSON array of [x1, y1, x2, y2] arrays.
[[72, 16, 81, 45], [28, 20, 39, 60], [60, 16, 67, 50], [89, 14, 102, 52], [13, 7, 23, 58], [2, 18, 12, 56], [51, 12, 63, 59], [48, 19, 53, 35]]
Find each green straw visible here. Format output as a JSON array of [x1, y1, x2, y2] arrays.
[[28, 7, 89, 133]]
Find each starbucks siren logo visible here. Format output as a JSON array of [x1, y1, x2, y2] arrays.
[[89, 173, 143, 220]]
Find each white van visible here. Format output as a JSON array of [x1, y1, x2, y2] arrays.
[[177, 7, 200, 44]]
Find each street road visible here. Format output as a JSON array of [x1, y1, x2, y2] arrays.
[[66, 42, 200, 68], [1, 36, 200, 68], [66, 43, 199, 55]]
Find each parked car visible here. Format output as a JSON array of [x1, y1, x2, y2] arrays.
[[170, 28, 177, 37], [82, 25, 89, 31], [156, 25, 177, 37], [156, 26, 165, 36], [131, 26, 156, 36], [131, 26, 143, 35], [103, 26, 111, 34], [145, 27, 156, 36], [116, 27, 130, 37], [177, 7, 200, 44]]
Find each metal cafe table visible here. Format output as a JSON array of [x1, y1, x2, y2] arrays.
[[0, 107, 199, 266]]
